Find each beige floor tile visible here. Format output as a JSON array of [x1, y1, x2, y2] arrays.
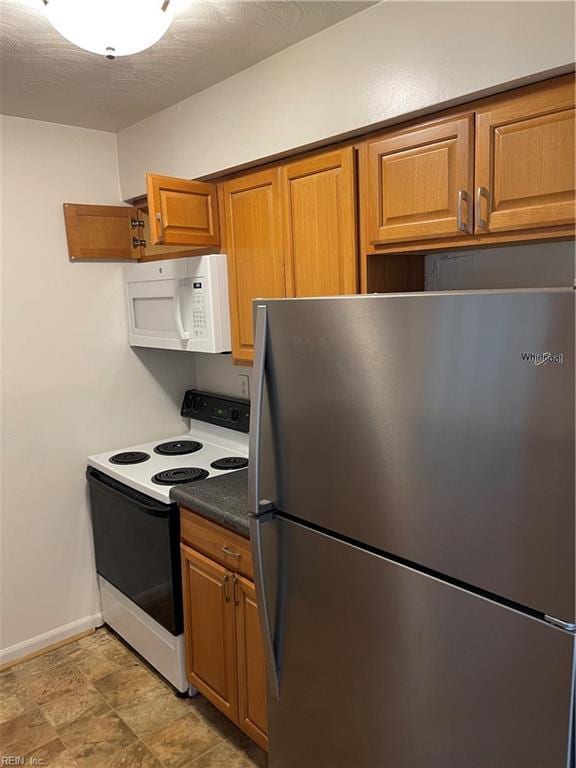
[[76, 629, 114, 652], [40, 684, 110, 729], [189, 697, 242, 741], [116, 687, 192, 737], [112, 740, 165, 768], [185, 741, 254, 768], [0, 694, 29, 725], [75, 630, 134, 665], [10, 647, 71, 677], [98, 638, 135, 667], [94, 662, 165, 708], [66, 647, 123, 682], [228, 734, 268, 768], [143, 712, 221, 768], [25, 737, 79, 768], [0, 671, 35, 724], [0, 707, 58, 756], [15, 661, 87, 705], [58, 709, 137, 768]]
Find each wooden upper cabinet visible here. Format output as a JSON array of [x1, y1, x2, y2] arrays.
[[63, 204, 143, 261], [364, 114, 474, 246], [235, 575, 268, 751], [475, 75, 575, 234], [63, 197, 217, 263], [146, 173, 220, 247], [222, 168, 285, 364], [180, 544, 238, 721], [282, 147, 357, 296]]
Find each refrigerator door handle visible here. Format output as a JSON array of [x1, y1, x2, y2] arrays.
[[250, 512, 281, 700], [249, 303, 273, 515]]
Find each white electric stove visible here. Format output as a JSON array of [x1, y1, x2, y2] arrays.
[[88, 421, 248, 503], [86, 390, 250, 694]]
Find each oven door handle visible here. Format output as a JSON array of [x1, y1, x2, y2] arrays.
[[86, 467, 172, 518]]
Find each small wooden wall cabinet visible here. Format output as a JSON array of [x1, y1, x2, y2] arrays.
[[180, 508, 268, 751], [63, 174, 220, 262]]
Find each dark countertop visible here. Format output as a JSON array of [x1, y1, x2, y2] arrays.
[[170, 468, 250, 537]]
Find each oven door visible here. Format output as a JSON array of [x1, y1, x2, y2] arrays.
[[126, 277, 192, 350], [86, 467, 183, 635]]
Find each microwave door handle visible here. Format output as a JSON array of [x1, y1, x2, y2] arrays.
[[173, 283, 190, 345]]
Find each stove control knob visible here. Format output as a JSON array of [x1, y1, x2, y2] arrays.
[[192, 396, 201, 412], [231, 408, 240, 423]]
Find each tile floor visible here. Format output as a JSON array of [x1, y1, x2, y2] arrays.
[[0, 627, 268, 768]]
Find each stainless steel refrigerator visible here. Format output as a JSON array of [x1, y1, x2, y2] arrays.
[[248, 289, 575, 768]]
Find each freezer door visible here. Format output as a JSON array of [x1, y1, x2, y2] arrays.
[[262, 516, 575, 768], [256, 290, 575, 622]]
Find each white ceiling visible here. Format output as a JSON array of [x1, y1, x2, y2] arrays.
[[0, 0, 374, 132]]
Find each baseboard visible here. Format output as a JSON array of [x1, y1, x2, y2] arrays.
[[0, 613, 103, 669]]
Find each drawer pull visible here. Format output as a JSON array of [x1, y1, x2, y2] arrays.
[[222, 545, 241, 558]]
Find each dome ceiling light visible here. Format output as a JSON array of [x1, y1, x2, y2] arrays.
[[41, 0, 174, 59]]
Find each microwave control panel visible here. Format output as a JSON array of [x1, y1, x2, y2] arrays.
[[191, 280, 208, 339]]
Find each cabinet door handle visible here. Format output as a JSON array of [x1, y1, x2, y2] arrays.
[[223, 575, 231, 602], [222, 545, 241, 558], [475, 186, 489, 231], [233, 577, 239, 605], [457, 189, 470, 233]]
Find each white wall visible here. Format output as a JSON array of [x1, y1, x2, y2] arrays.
[[118, 1, 575, 199], [194, 354, 252, 400], [0, 116, 196, 662]]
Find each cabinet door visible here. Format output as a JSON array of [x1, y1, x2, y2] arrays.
[[365, 114, 474, 245], [235, 575, 268, 751], [181, 544, 238, 721], [223, 168, 285, 364], [475, 75, 575, 233], [282, 148, 357, 297], [146, 174, 220, 248], [63, 204, 143, 261], [137, 209, 213, 263]]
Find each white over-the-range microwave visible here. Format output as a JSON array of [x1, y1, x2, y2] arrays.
[[124, 255, 231, 353]]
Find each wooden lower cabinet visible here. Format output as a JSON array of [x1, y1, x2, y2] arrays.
[[181, 545, 238, 721], [235, 575, 268, 748], [180, 521, 268, 751]]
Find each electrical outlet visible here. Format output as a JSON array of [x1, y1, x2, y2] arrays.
[[239, 373, 250, 399]]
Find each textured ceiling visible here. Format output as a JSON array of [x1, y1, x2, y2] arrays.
[[0, 0, 374, 131]]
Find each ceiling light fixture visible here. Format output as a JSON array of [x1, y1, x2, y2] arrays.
[[42, 0, 173, 59]]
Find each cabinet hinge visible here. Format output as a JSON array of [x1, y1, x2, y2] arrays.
[[130, 218, 145, 229], [132, 237, 146, 248], [545, 615, 576, 631]]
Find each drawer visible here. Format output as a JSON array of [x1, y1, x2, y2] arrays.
[[180, 507, 253, 580]]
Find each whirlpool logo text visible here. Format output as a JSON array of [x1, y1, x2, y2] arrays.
[[520, 352, 564, 366]]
